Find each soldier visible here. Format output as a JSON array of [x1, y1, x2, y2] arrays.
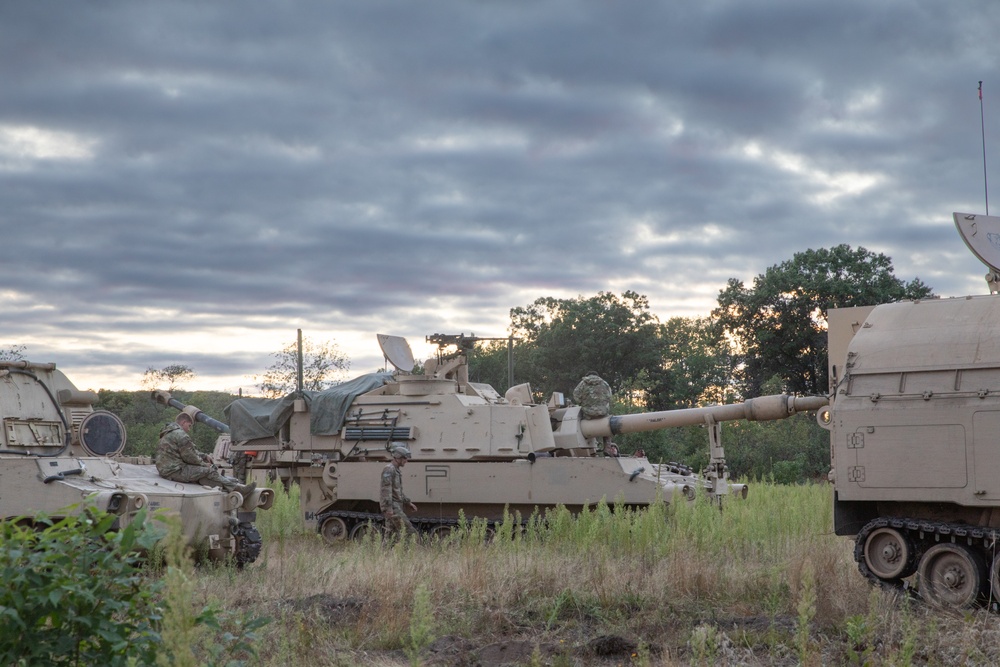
[[230, 451, 251, 483], [573, 371, 613, 448], [156, 412, 256, 496], [380, 444, 418, 538]]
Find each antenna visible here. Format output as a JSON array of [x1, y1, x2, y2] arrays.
[[981, 81, 989, 214], [377, 334, 416, 372]]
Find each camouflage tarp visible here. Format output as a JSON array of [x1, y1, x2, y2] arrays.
[[224, 372, 394, 442]]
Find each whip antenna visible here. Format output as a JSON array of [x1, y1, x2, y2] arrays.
[[981, 81, 989, 214]]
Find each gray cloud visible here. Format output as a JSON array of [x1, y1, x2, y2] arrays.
[[1, 0, 996, 392]]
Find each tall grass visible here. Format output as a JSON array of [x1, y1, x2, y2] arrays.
[[255, 479, 307, 544], [187, 482, 1000, 665]]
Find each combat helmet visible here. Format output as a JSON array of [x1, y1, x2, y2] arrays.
[[391, 444, 412, 459]]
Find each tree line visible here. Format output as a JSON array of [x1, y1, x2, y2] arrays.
[[7, 244, 928, 483], [465, 244, 930, 481], [469, 244, 930, 404]]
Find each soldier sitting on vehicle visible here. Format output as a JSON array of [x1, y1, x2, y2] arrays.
[[156, 412, 256, 496]]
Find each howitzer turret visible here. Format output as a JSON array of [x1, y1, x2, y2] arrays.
[[0, 361, 272, 565], [212, 333, 827, 543]]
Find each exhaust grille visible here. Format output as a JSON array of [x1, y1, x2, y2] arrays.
[[343, 426, 413, 442]]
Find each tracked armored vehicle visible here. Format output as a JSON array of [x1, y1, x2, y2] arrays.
[[827, 211, 1000, 608], [0, 360, 273, 565], [155, 334, 826, 542]]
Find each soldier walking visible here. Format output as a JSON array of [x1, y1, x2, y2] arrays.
[[381, 444, 419, 539]]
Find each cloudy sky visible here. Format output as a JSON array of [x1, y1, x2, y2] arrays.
[[2, 1, 997, 393]]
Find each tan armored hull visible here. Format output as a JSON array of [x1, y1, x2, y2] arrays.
[[0, 361, 272, 565], [826, 214, 1000, 608], [188, 333, 824, 541]]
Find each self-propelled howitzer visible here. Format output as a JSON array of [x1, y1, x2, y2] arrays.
[[205, 334, 826, 542], [0, 361, 272, 565], [823, 210, 1000, 610]]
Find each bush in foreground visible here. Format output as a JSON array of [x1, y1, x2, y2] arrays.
[[0, 508, 163, 666], [0, 506, 268, 667]]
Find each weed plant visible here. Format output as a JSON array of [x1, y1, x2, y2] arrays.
[[255, 479, 307, 545]]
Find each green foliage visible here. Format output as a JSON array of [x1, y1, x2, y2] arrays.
[[96, 389, 237, 457], [0, 507, 268, 667], [406, 584, 436, 666], [156, 519, 269, 667], [508, 291, 664, 398], [158, 520, 201, 667], [467, 339, 516, 394], [845, 614, 875, 666], [795, 559, 818, 666], [255, 335, 350, 398], [614, 413, 829, 484], [255, 480, 307, 544], [142, 364, 196, 391], [471, 315, 730, 411], [714, 244, 933, 397], [725, 414, 830, 483], [617, 424, 711, 471], [649, 316, 735, 410], [691, 624, 721, 666], [0, 507, 164, 666]]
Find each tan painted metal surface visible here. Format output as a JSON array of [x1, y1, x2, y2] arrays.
[[827, 219, 1000, 607], [218, 335, 825, 536], [0, 362, 271, 564]]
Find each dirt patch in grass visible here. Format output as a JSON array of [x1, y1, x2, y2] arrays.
[[421, 632, 663, 666], [276, 593, 365, 624]]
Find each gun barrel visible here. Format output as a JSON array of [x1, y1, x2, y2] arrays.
[[579, 394, 828, 438], [150, 390, 231, 434]]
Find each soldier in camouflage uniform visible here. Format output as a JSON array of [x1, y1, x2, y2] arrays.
[[156, 412, 256, 496], [380, 444, 418, 538], [230, 451, 251, 483], [573, 371, 613, 449]]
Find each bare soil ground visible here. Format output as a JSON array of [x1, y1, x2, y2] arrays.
[[256, 590, 1000, 666]]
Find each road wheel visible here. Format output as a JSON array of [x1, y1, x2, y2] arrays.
[[320, 516, 348, 544], [863, 527, 913, 580], [428, 524, 453, 541], [985, 553, 1000, 604], [349, 520, 383, 541], [989, 555, 1000, 603], [233, 522, 263, 567], [918, 543, 986, 609]]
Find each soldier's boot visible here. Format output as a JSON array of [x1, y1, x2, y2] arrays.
[[234, 481, 257, 497], [216, 474, 249, 493], [200, 476, 233, 492]]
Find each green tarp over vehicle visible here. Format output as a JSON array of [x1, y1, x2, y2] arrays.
[[224, 372, 394, 442]]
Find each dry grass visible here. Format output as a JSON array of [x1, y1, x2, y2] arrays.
[[181, 483, 1000, 666]]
